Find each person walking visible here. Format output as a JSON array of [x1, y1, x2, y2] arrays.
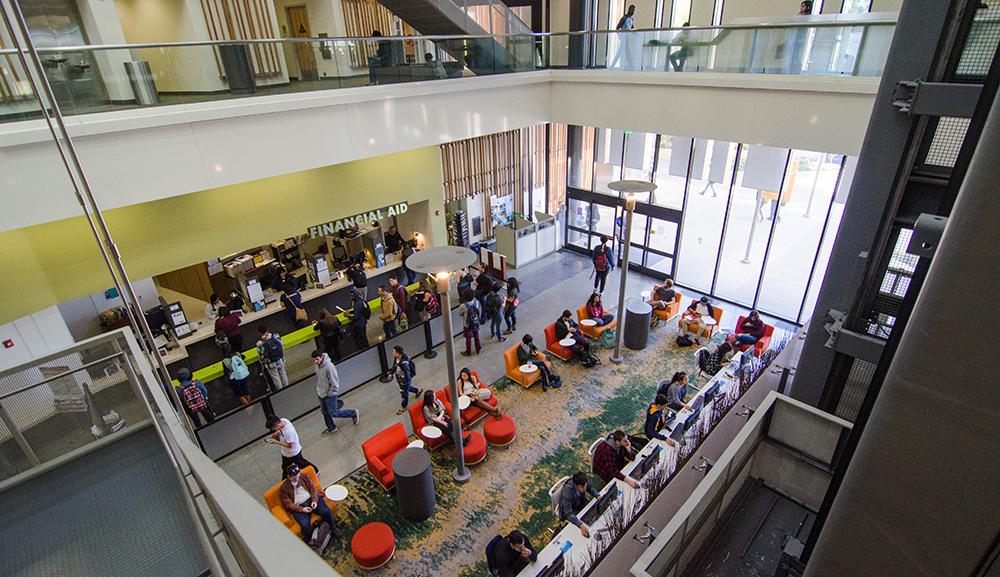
[[378, 285, 399, 338], [256, 325, 289, 390], [348, 289, 370, 350], [486, 282, 507, 342], [460, 289, 482, 357], [312, 350, 359, 435], [592, 235, 614, 294], [503, 277, 520, 335], [265, 415, 317, 481], [388, 345, 422, 416], [610, 5, 636, 70]]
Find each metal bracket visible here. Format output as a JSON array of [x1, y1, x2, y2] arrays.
[[907, 213, 948, 258], [824, 308, 885, 362], [823, 309, 847, 349], [892, 79, 982, 117]]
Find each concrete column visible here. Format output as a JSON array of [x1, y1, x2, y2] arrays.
[[804, 83, 1000, 577]]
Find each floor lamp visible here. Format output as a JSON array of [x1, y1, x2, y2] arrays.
[[406, 246, 479, 483], [607, 180, 657, 365]]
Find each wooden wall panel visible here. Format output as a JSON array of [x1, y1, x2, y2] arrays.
[[341, 0, 395, 68], [199, 0, 282, 80]]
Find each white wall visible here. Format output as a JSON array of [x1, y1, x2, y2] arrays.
[[272, 0, 354, 80], [77, 0, 138, 102], [57, 279, 160, 343], [0, 307, 75, 373]]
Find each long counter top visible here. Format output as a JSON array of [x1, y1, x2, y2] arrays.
[[161, 256, 405, 365]]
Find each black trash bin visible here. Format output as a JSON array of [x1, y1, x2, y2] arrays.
[[219, 44, 256, 95]]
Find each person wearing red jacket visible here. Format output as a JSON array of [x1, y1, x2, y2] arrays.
[[591, 430, 640, 488]]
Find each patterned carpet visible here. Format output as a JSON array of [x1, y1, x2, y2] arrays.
[[320, 328, 725, 577]]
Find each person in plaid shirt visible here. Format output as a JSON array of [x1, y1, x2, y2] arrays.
[[591, 430, 640, 488]]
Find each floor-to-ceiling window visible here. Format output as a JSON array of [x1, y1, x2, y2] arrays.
[[564, 124, 853, 325]]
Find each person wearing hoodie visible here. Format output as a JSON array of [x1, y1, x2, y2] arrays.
[[348, 289, 370, 350], [176, 368, 214, 426], [312, 350, 359, 435]]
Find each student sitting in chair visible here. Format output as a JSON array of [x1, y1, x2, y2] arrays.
[[592, 430, 641, 488], [558, 472, 600, 538]]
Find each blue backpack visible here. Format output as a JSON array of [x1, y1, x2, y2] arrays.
[[485, 534, 503, 576], [229, 353, 249, 380]]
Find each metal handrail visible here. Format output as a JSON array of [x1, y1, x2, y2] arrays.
[[0, 351, 126, 402], [0, 20, 897, 56]]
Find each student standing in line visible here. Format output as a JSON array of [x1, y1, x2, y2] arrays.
[[400, 240, 418, 285], [222, 346, 251, 406], [503, 277, 520, 335], [389, 345, 423, 416], [459, 289, 483, 357], [592, 235, 614, 294], [177, 368, 214, 426], [486, 282, 507, 343], [422, 287, 440, 321], [312, 350, 359, 435], [474, 264, 494, 324], [214, 306, 243, 352], [348, 289, 370, 350], [378, 285, 399, 338], [389, 275, 409, 324], [347, 260, 368, 300], [314, 308, 343, 362], [265, 414, 317, 482], [256, 325, 289, 390]]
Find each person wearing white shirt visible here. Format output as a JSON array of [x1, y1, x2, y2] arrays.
[[265, 415, 317, 482], [205, 293, 221, 321], [680, 296, 715, 345], [611, 5, 636, 69]]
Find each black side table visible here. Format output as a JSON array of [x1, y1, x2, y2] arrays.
[[393, 447, 435, 521]]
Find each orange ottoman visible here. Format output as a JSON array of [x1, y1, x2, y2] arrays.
[[352, 522, 395, 569], [454, 431, 488, 465], [484, 415, 517, 449]]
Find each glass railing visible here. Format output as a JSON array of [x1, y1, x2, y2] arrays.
[[0, 19, 894, 124]]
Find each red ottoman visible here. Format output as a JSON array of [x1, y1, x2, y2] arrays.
[[454, 431, 488, 465], [484, 415, 517, 449], [352, 522, 395, 569]]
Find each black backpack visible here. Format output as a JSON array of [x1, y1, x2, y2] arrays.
[[360, 302, 371, 320], [262, 335, 283, 362], [486, 292, 502, 315], [408, 357, 417, 377], [676, 334, 694, 347], [466, 302, 480, 329]]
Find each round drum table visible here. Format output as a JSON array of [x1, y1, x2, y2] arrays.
[[392, 447, 436, 521], [623, 301, 653, 350]]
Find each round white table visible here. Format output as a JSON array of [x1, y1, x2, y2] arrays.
[[703, 317, 718, 325], [580, 319, 598, 327], [407, 439, 426, 449], [458, 395, 471, 410], [641, 290, 652, 299], [559, 338, 577, 347], [519, 363, 538, 387], [324, 484, 349, 502], [421, 425, 443, 439]]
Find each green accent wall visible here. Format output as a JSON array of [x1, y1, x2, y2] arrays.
[[0, 146, 445, 324]]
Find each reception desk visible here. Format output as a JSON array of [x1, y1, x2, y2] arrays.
[[494, 213, 557, 268]]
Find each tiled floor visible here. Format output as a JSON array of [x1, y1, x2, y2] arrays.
[[218, 249, 793, 502]]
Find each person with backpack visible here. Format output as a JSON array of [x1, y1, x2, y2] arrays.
[[503, 277, 520, 335], [657, 372, 692, 412], [459, 289, 482, 357], [486, 282, 507, 343], [400, 239, 418, 285], [377, 285, 399, 338], [214, 306, 243, 352], [490, 530, 537, 577], [314, 308, 343, 362], [256, 325, 289, 390], [422, 287, 440, 320], [388, 345, 422, 415], [176, 368, 214, 426], [389, 275, 409, 324], [474, 264, 494, 324], [592, 235, 614, 294], [348, 289, 370, 350], [222, 346, 251, 406], [347, 260, 368, 300], [312, 349, 359, 434], [555, 309, 599, 367]]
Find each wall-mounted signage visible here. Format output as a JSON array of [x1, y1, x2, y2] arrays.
[[307, 202, 409, 238]]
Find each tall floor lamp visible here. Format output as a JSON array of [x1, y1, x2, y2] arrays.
[[406, 246, 479, 483], [607, 180, 657, 365]]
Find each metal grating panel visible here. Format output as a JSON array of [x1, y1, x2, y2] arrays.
[[835, 358, 877, 422], [925, 117, 971, 168], [955, 7, 1000, 80]]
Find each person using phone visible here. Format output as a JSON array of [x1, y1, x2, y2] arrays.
[[265, 415, 317, 482], [278, 464, 342, 541]]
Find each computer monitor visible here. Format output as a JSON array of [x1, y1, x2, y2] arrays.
[[683, 407, 702, 432], [580, 485, 619, 525], [690, 394, 705, 413], [143, 305, 168, 336], [703, 380, 722, 402], [637, 446, 662, 480], [536, 552, 564, 577]]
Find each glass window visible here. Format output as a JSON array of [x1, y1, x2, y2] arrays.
[[594, 128, 624, 194], [647, 218, 678, 256], [652, 135, 691, 209], [622, 131, 656, 182], [755, 152, 841, 319], [568, 198, 592, 230], [628, 245, 647, 268], [648, 255, 674, 278], [593, 201, 618, 238], [713, 146, 789, 306], [799, 155, 852, 323], [675, 140, 736, 293]]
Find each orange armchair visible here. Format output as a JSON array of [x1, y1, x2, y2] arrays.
[[362, 423, 409, 490], [264, 466, 337, 538], [735, 315, 774, 357], [678, 302, 724, 339], [545, 323, 573, 361], [444, 370, 497, 427], [408, 390, 453, 450], [504, 342, 551, 388], [651, 290, 683, 322], [577, 305, 617, 339]]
